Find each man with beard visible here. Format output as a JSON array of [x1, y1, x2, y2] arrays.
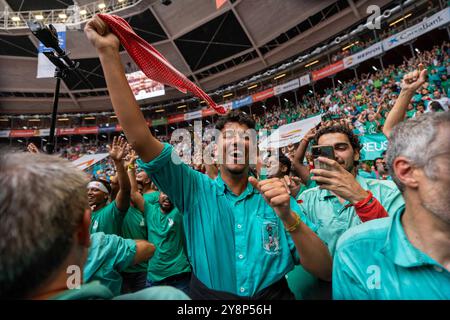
[[84, 15, 332, 299], [333, 111, 450, 299], [145, 192, 191, 295], [88, 136, 131, 235]]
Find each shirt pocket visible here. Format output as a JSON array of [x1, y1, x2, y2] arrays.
[[256, 208, 282, 255]]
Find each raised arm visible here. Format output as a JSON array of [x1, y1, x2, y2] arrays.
[[292, 128, 315, 184], [84, 16, 163, 162], [108, 136, 131, 212], [125, 149, 145, 213], [383, 65, 427, 138]]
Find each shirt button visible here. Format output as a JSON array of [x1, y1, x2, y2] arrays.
[[237, 224, 242, 229], [433, 266, 443, 272], [238, 254, 244, 259], [240, 287, 245, 293]]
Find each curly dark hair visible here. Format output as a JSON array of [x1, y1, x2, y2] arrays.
[[314, 124, 361, 154], [215, 110, 255, 131]]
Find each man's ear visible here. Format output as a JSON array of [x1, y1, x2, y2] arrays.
[[354, 150, 360, 162], [77, 208, 91, 248], [393, 157, 419, 189]]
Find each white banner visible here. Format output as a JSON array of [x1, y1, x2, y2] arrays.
[[383, 8, 450, 51], [299, 74, 311, 87], [184, 110, 203, 121], [0, 130, 10, 138], [38, 128, 50, 137], [274, 79, 300, 95], [344, 42, 383, 68], [259, 115, 322, 149], [71, 153, 109, 171], [37, 24, 66, 79]]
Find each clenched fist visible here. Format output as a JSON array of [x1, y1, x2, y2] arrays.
[[249, 176, 292, 221]]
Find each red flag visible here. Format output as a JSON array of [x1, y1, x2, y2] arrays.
[[97, 14, 226, 115], [216, 0, 227, 9]]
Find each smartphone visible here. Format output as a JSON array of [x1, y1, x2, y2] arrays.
[[311, 145, 335, 171]]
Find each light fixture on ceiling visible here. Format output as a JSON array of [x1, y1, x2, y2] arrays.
[[79, 9, 87, 15], [35, 15, 44, 20], [273, 73, 286, 80], [223, 93, 233, 98], [389, 13, 412, 27], [177, 105, 187, 109], [248, 84, 258, 90], [98, 3, 106, 9], [155, 109, 165, 113], [58, 13, 67, 19], [11, 16, 21, 22], [305, 60, 319, 68], [342, 41, 359, 51]]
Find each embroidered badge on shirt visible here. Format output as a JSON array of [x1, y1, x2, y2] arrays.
[[262, 221, 280, 254]]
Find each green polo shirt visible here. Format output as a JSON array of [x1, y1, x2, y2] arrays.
[[145, 203, 191, 282], [90, 200, 126, 235], [114, 286, 190, 300], [299, 175, 404, 255], [84, 232, 137, 297], [52, 281, 114, 300], [332, 206, 450, 299], [137, 143, 318, 296], [121, 206, 148, 273]]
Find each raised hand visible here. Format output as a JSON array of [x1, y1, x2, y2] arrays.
[[401, 64, 427, 93], [84, 15, 120, 52], [124, 147, 138, 168], [249, 176, 292, 221], [310, 157, 368, 204], [108, 136, 127, 162]]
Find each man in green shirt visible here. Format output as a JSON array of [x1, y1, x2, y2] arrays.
[[145, 192, 191, 295], [0, 152, 187, 300], [84, 16, 332, 299], [88, 136, 131, 235], [118, 153, 154, 293], [333, 112, 450, 299]]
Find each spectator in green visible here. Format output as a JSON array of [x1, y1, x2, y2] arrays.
[[88, 136, 131, 235]]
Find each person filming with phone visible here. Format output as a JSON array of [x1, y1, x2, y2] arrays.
[[298, 125, 405, 256]]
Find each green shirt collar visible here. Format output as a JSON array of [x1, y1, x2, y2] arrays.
[[380, 207, 437, 268], [215, 173, 258, 199]]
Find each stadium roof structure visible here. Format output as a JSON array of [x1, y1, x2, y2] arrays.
[[0, 0, 396, 114]]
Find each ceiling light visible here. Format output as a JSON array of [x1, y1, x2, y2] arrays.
[[248, 84, 258, 90], [98, 3, 106, 9], [170, 126, 175, 130], [342, 41, 359, 51], [35, 15, 44, 20], [372, 66, 378, 71], [177, 105, 187, 109], [102, 135, 107, 138], [273, 73, 286, 80], [284, 98, 289, 102], [305, 60, 319, 68], [29, 119, 41, 122], [389, 13, 412, 27], [309, 90, 313, 94], [223, 93, 233, 98], [23, 126, 27, 129], [58, 13, 67, 19], [63, 137, 69, 141], [0, 118, 9, 121], [110, 115, 117, 118], [84, 116, 95, 120], [118, 0, 126, 2], [58, 118, 69, 121], [42, 138, 47, 142], [79, 9, 87, 15], [17, 139, 23, 143], [338, 80, 343, 84], [83, 136, 89, 140], [11, 16, 21, 22], [155, 109, 165, 113]]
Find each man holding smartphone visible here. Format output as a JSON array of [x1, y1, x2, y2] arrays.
[[298, 125, 405, 256]]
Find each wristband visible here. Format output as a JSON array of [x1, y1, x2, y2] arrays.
[[300, 138, 310, 144], [127, 164, 135, 170], [354, 191, 374, 209], [285, 213, 301, 232]]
